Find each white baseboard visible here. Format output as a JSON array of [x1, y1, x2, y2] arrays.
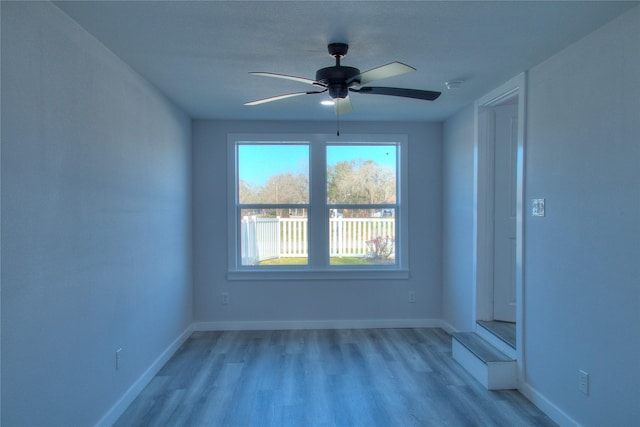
[[193, 318, 448, 332], [518, 382, 580, 427], [94, 324, 194, 427], [437, 320, 458, 335]]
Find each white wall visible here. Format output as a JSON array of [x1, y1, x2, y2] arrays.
[[1, 3, 192, 426], [192, 120, 443, 327], [442, 105, 476, 332], [442, 5, 640, 425], [523, 6, 640, 425]]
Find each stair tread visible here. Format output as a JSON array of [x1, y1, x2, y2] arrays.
[[452, 332, 514, 363], [477, 320, 516, 349]]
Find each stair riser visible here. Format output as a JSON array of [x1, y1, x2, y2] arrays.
[[452, 338, 517, 390]]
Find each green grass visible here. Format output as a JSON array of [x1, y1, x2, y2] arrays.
[[259, 257, 308, 265], [330, 257, 370, 265], [259, 257, 376, 265]]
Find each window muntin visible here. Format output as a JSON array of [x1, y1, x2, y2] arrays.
[[229, 134, 408, 278]]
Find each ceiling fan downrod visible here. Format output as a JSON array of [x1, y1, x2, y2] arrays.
[[327, 42, 349, 59]]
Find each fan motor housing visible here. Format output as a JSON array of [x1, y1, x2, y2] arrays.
[[316, 66, 361, 99]]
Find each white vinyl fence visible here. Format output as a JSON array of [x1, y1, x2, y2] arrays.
[[241, 216, 395, 265], [241, 216, 280, 265]]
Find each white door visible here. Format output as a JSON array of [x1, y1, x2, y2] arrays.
[[492, 103, 518, 322]]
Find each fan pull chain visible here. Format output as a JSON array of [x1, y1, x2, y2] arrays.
[[336, 110, 340, 136]]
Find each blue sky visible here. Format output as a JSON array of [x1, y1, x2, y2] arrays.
[[239, 144, 396, 186]]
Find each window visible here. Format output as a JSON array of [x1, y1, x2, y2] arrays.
[[228, 134, 409, 280], [237, 143, 310, 267]]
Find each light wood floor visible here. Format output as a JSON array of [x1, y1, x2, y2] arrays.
[[115, 328, 555, 426]]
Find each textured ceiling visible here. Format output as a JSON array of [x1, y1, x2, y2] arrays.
[[54, 1, 637, 122]]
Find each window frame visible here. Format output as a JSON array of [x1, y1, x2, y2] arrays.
[[227, 133, 409, 281]]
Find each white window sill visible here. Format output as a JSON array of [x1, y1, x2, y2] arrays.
[[227, 269, 410, 281]]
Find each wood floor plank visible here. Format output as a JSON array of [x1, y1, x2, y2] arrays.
[[115, 329, 556, 426]]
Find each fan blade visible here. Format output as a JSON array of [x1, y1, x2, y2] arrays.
[[334, 97, 353, 115], [244, 90, 325, 106], [351, 86, 441, 101], [347, 62, 415, 86], [249, 72, 322, 87]]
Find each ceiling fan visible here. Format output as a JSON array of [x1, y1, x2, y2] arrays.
[[245, 43, 441, 115]]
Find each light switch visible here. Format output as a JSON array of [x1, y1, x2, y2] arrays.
[[532, 199, 545, 217]]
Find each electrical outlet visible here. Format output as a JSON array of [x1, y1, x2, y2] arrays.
[[408, 290, 416, 303], [578, 370, 589, 395], [222, 292, 229, 305], [116, 348, 122, 370]]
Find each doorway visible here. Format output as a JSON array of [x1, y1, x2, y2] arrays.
[[474, 74, 526, 372], [487, 100, 518, 322]]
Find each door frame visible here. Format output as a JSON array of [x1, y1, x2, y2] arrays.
[[473, 73, 526, 382]]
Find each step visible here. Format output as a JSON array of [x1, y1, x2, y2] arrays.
[[452, 332, 517, 390], [476, 320, 516, 360]]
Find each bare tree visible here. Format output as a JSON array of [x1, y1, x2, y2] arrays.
[[240, 159, 393, 217], [239, 179, 260, 203], [328, 159, 395, 205], [261, 172, 308, 204]]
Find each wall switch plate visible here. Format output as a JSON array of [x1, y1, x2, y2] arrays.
[[116, 348, 122, 370], [408, 290, 416, 303], [222, 292, 229, 305], [532, 198, 545, 217], [578, 370, 589, 395]]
